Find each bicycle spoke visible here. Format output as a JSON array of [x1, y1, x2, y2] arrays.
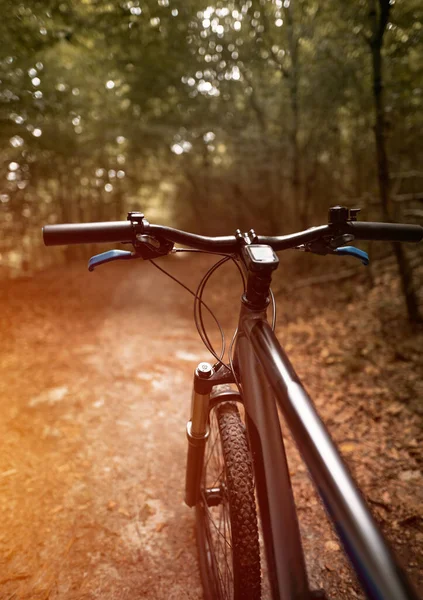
[[204, 504, 232, 550], [210, 464, 225, 489], [207, 506, 233, 598], [222, 501, 234, 594], [204, 489, 234, 597], [205, 518, 230, 600], [204, 417, 220, 469]]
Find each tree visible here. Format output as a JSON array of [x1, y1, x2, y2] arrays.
[[367, 0, 422, 322], [0, 0, 421, 323]]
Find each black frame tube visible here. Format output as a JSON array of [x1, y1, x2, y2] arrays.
[[235, 302, 311, 600], [243, 318, 418, 600]]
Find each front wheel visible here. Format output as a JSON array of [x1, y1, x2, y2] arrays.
[[196, 402, 261, 600]]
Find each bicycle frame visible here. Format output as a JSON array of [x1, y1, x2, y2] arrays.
[[42, 212, 423, 599], [234, 299, 419, 600]]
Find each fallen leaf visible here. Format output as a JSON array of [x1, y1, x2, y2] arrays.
[[324, 540, 340, 552], [382, 491, 391, 505], [1, 469, 17, 478], [386, 402, 403, 416], [29, 385, 69, 407], [339, 442, 357, 454], [399, 470, 421, 482]]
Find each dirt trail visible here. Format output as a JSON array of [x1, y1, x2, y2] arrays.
[[0, 255, 422, 599]]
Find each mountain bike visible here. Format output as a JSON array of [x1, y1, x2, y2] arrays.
[[43, 206, 422, 600]]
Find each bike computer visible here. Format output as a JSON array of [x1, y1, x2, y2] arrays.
[[242, 244, 279, 272]]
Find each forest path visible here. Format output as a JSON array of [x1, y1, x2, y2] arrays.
[[0, 255, 422, 599]]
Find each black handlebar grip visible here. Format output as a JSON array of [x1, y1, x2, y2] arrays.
[[43, 221, 135, 246], [345, 221, 423, 243]]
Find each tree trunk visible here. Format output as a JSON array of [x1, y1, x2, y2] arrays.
[[284, 3, 303, 228], [369, 0, 421, 322]]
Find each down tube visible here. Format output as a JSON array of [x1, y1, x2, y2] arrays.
[[248, 319, 418, 600], [236, 332, 311, 600]]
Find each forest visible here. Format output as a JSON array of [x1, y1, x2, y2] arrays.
[[1, 3, 423, 599], [1, 0, 422, 267]]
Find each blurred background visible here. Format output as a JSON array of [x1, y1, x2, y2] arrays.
[[1, 3, 423, 599], [0, 0, 422, 314]]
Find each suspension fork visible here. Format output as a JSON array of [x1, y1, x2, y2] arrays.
[[184, 362, 238, 508]]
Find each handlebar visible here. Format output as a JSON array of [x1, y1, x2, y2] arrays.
[[343, 221, 423, 243], [43, 218, 423, 252], [42, 221, 135, 246]]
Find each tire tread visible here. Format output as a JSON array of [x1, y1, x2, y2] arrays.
[[197, 402, 261, 600]]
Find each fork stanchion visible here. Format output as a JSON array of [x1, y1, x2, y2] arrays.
[[184, 363, 213, 508]]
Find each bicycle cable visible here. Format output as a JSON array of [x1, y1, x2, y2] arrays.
[[149, 248, 275, 388], [194, 255, 246, 366], [194, 256, 230, 363], [149, 250, 245, 370], [171, 248, 246, 367], [148, 258, 226, 361]]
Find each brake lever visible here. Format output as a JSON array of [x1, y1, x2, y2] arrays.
[[88, 249, 138, 271], [88, 234, 175, 271], [296, 241, 369, 266], [333, 246, 369, 265], [134, 234, 174, 259]]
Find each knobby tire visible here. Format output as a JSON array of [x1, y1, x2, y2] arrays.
[[196, 402, 261, 600]]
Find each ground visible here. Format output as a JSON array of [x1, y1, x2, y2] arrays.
[[0, 253, 422, 600]]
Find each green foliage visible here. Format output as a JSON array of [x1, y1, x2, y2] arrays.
[[0, 0, 421, 264]]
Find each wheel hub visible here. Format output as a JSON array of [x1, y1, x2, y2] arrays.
[[204, 485, 225, 506]]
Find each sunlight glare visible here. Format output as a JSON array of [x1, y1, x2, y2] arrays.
[[171, 144, 183, 155], [203, 132, 215, 143], [10, 136, 24, 147]]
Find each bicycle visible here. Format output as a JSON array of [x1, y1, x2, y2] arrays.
[[43, 206, 422, 600]]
